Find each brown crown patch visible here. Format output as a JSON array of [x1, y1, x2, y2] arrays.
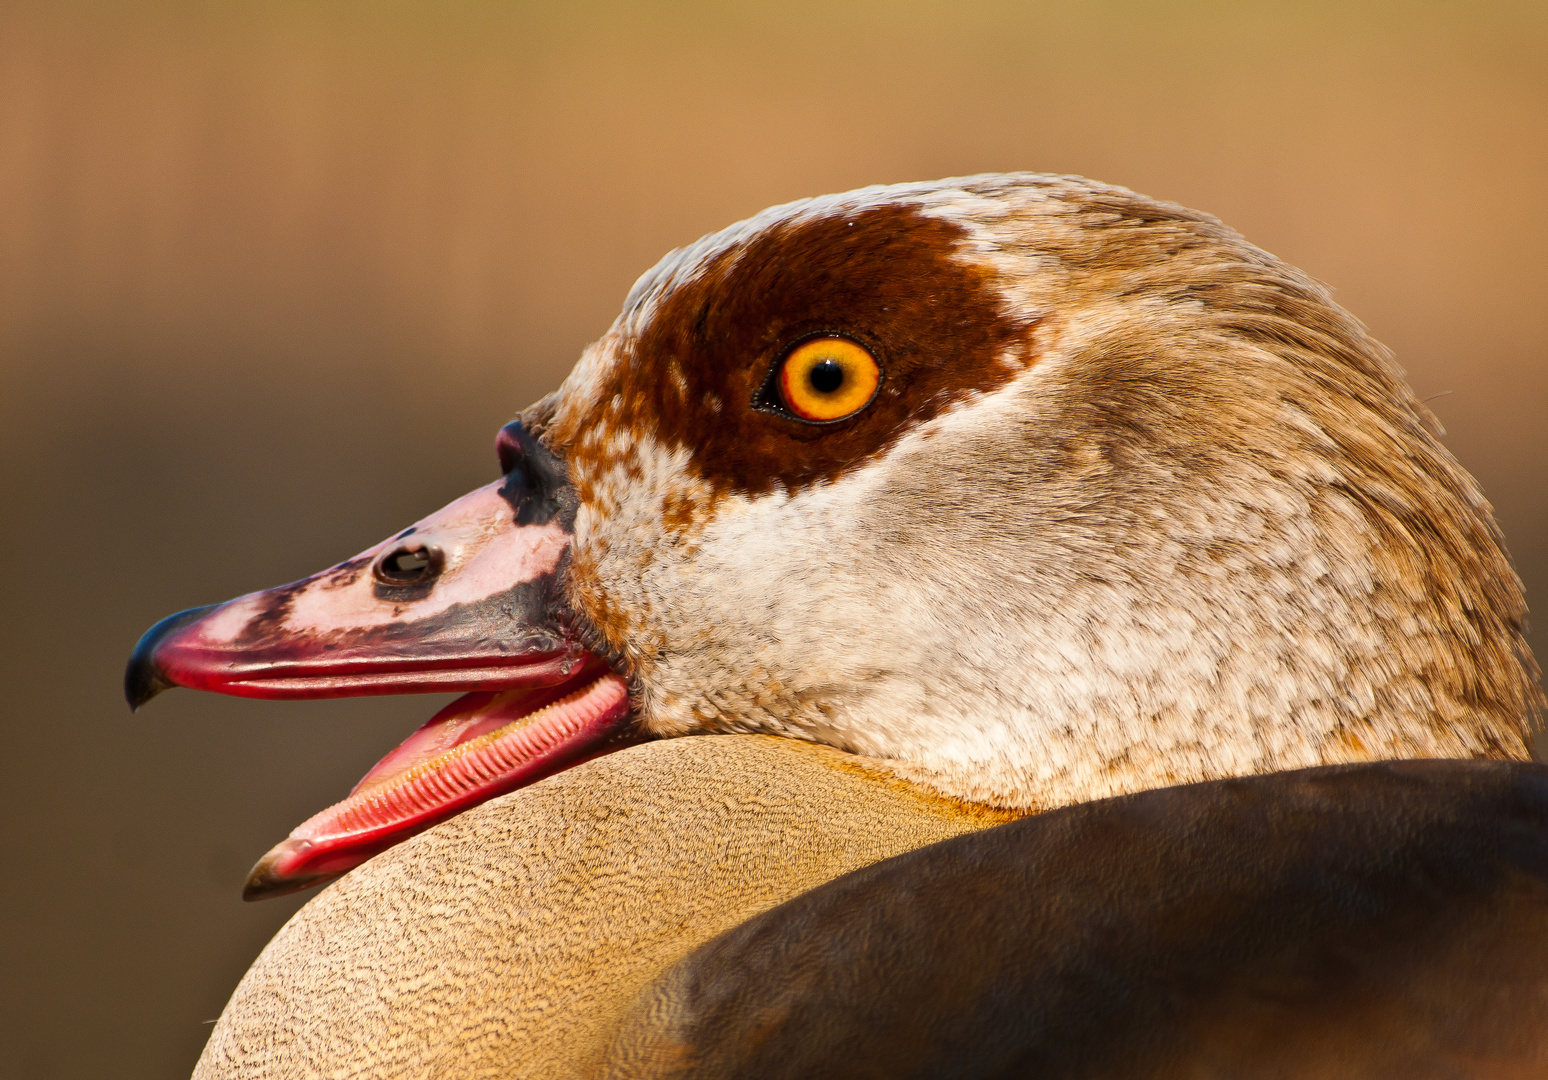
[[585, 202, 1038, 498]]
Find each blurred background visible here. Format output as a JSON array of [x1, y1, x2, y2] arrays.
[[2, 1, 1543, 1075]]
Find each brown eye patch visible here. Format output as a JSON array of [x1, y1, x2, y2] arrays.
[[586, 201, 1040, 499]]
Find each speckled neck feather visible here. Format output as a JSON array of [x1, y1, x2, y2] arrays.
[[530, 172, 1541, 811]]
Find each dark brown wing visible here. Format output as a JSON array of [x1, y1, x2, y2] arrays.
[[604, 760, 1548, 1080]]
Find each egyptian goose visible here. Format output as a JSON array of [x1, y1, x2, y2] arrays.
[[127, 174, 1547, 1078]]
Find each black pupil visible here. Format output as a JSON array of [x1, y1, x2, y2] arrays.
[[808, 358, 845, 395]]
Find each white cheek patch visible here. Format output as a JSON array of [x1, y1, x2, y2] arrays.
[[592, 374, 1047, 735]]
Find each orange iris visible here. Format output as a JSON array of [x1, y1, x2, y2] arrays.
[[777, 337, 881, 422]]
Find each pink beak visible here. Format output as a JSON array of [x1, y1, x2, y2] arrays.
[[126, 421, 638, 899]]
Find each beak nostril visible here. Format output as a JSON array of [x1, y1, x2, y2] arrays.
[[373, 544, 444, 587]]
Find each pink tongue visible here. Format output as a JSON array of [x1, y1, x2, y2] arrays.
[[241, 669, 633, 900], [351, 679, 593, 796]]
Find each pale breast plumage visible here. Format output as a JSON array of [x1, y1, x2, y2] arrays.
[[128, 173, 1547, 1078]]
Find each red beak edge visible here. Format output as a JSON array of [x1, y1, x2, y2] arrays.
[[126, 421, 641, 899]]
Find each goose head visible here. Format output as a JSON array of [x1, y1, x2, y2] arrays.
[[126, 173, 1543, 899]]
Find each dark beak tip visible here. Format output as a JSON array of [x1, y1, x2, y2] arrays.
[[123, 656, 171, 712], [124, 604, 219, 712], [242, 839, 340, 902]]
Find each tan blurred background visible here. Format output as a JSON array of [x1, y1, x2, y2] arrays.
[[1, 1, 1543, 1075]]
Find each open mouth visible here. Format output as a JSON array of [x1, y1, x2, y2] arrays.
[[125, 419, 648, 900], [243, 665, 633, 899]]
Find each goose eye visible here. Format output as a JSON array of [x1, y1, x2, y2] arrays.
[[776, 337, 881, 422]]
